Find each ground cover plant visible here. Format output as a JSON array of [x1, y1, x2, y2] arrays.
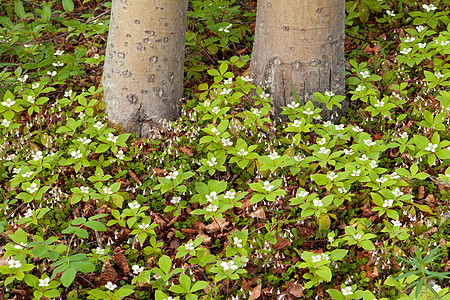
[[0, 0, 450, 299]]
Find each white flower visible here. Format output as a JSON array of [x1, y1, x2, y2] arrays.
[[105, 281, 117, 291], [220, 88, 232, 95], [32, 151, 43, 161], [106, 133, 118, 143], [205, 204, 218, 212], [203, 100, 211, 107], [205, 192, 218, 202], [325, 91, 335, 97], [8, 259, 22, 269], [221, 138, 232, 147], [400, 48, 412, 55], [374, 99, 385, 107], [94, 54, 100, 59], [32, 82, 40, 89], [342, 286, 353, 296], [263, 181, 274, 192], [2, 98, 16, 107], [78, 137, 91, 144], [317, 137, 326, 145], [321, 253, 330, 260], [27, 95, 35, 104], [38, 277, 50, 287], [435, 72, 444, 79], [297, 190, 309, 198], [241, 76, 253, 82], [165, 170, 179, 180], [47, 71, 57, 76], [103, 187, 112, 195], [185, 241, 195, 251], [95, 247, 105, 255], [211, 107, 220, 114], [22, 171, 33, 178], [383, 199, 394, 208], [52, 61, 64, 67], [128, 201, 141, 210], [54, 50, 64, 56], [294, 154, 304, 162], [359, 154, 369, 162], [27, 183, 38, 194], [369, 160, 378, 169], [116, 150, 125, 160], [218, 23, 232, 33], [207, 156, 217, 167], [390, 172, 400, 180], [327, 172, 338, 181], [171, 197, 181, 204], [312, 254, 322, 263], [399, 132, 408, 139], [70, 150, 82, 159], [17, 74, 28, 83], [360, 71, 370, 78], [389, 188, 402, 199], [253, 108, 261, 117], [233, 237, 243, 248], [376, 177, 388, 184], [2, 119, 10, 127], [138, 223, 150, 230], [391, 220, 402, 227], [335, 124, 345, 131], [353, 233, 362, 240], [351, 169, 361, 177], [425, 143, 438, 153], [221, 261, 238, 271], [318, 147, 330, 155], [418, 42, 427, 49], [14, 242, 27, 250], [64, 90, 72, 97], [24, 209, 33, 218], [211, 127, 219, 135], [268, 151, 280, 160], [416, 25, 425, 32], [132, 265, 144, 274], [356, 85, 365, 92], [344, 148, 354, 155], [338, 187, 347, 193], [259, 92, 270, 99], [224, 190, 235, 199], [364, 139, 376, 146], [423, 4, 437, 12], [386, 10, 396, 17], [313, 199, 323, 207], [94, 121, 104, 130], [404, 36, 415, 43], [432, 284, 442, 293], [287, 101, 300, 109], [237, 149, 248, 156], [303, 107, 314, 115], [323, 121, 332, 127]]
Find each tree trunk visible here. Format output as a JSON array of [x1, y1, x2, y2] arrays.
[[249, 0, 346, 122], [102, 0, 188, 137]]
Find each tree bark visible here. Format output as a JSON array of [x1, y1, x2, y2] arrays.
[[250, 0, 346, 122], [102, 0, 188, 137]]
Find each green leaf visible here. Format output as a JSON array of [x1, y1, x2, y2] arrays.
[[14, 0, 25, 18], [61, 268, 77, 287], [327, 288, 345, 300], [84, 220, 106, 231], [62, 0, 74, 12], [41, 3, 52, 22], [70, 261, 94, 273], [159, 255, 172, 275]]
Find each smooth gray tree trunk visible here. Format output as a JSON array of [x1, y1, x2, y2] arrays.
[[250, 0, 346, 122], [102, 0, 188, 137]]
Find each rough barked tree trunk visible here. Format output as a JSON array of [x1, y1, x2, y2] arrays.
[[102, 0, 188, 137], [250, 0, 346, 122]]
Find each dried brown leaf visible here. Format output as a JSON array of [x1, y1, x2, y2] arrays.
[[113, 249, 130, 275], [179, 146, 193, 157], [248, 284, 261, 300], [249, 207, 266, 219], [287, 282, 304, 298]]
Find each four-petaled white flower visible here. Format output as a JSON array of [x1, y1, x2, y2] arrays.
[[47, 71, 57, 76], [369, 160, 378, 169], [376, 177, 387, 184], [22, 171, 34, 178], [27, 182, 38, 194], [342, 286, 353, 296], [325, 91, 335, 97], [400, 48, 412, 55], [18, 75, 28, 83], [2, 98, 16, 107], [166, 170, 179, 180], [224, 190, 235, 199], [423, 3, 437, 12], [2, 119, 10, 127], [234, 237, 243, 248], [313, 199, 323, 207], [353, 233, 362, 240], [106, 133, 118, 143], [416, 25, 425, 32], [103, 187, 112, 195], [318, 147, 330, 155], [211, 127, 220, 136], [132, 265, 144, 275], [404, 36, 415, 43], [287, 101, 300, 109], [351, 169, 361, 177], [374, 99, 385, 107], [263, 181, 274, 192], [303, 107, 314, 115], [268, 151, 280, 160], [356, 85, 365, 92], [27, 95, 35, 104], [297, 190, 309, 198], [8, 259, 22, 269], [321, 253, 330, 260], [383, 199, 394, 208], [392, 187, 404, 198], [55, 50, 64, 56], [220, 88, 232, 95], [259, 92, 270, 99], [418, 42, 427, 49], [207, 156, 217, 167], [335, 124, 345, 131], [52, 61, 64, 67], [205, 204, 218, 212], [221, 261, 238, 271], [292, 119, 302, 127], [218, 23, 232, 33], [253, 108, 261, 117], [185, 241, 195, 251], [211, 107, 220, 114], [94, 121, 104, 130], [241, 76, 253, 82], [128, 201, 141, 210], [364, 139, 376, 146], [390, 172, 400, 179], [360, 71, 370, 78], [24, 209, 33, 218], [70, 150, 82, 159], [78, 137, 91, 144], [94, 54, 100, 59], [80, 186, 89, 194], [38, 277, 50, 287], [116, 150, 125, 160], [203, 100, 211, 107], [425, 143, 438, 153], [32, 151, 43, 161], [352, 125, 363, 133], [95, 247, 105, 255], [206, 191, 218, 202], [432, 284, 442, 293], [391, 220, 402, 227], [138, 223, 150, 230], [317, 138, 326, 145], [440, 40, 449, 46], [338, 187, 347, 194], [386, 10, 396, 17], [237, 149, 248, 156], [312, 254, 322, 263], [344, 148, 354, 155], [221, 138, 233, 147], [105, 281, 117, 291], [171, 197, 181, 204], [327, 171, 338, 181]]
